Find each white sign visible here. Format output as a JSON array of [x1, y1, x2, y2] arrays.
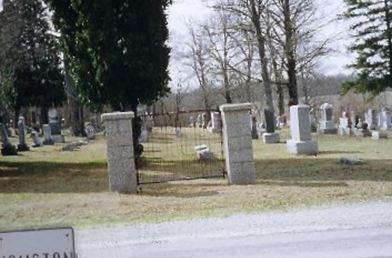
[[0, 227, 76, 258]]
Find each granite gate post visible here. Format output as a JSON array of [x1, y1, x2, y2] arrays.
[[102, 112, 137, 193], [220, 103, 256, 185]]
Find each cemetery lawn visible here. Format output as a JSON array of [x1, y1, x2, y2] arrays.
[[1, 131, 392, 231]]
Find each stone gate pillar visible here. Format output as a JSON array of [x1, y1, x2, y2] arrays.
[[101, 112, 137, 193], [220, 103, 256, 185]]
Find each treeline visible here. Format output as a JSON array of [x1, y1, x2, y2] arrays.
[[158, 73, 355, 113]]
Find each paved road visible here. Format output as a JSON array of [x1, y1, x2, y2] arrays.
[[77, 201, 392, 258]]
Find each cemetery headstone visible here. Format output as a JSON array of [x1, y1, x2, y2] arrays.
[[196, 114, 203, 128], [201, 112, 208, 129], [380, 107, 391, 131], [84, 123, 96, 140], [319, 103, 337, 134], [287, 105, 318, 155], [31, 130, 42, 147], [371, 129, 388, 140], [174, 127, 182, 137], [48, 108, 65, 143], [338, 111, 352, 136], [0, 123, 18, 156], [365, 109, 378, 130], [262, 109, 280, 144], [251, 116, 259, 139], [354, 119, 372, 137], [62, 139, 88, 152], [257, 122, 265, 138], [17, 116, 30, 151], [43, 124, 54, 145], [208, 112, 222, 133], [364, 108, 388, 139], [194, 144, 214, 161], [48, 108, 61, 134], [146, 115, 154, 133], [372, 109, 388, 139], [350, 111, 359, 129], [189, 116, 196, 128]]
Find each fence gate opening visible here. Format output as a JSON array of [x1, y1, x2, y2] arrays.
[[137, 110, 226, 185]]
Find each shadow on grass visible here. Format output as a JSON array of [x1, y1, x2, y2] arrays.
[[139, 183, 221, 198], [318, 150, 363, 155], [257, 180, 349, 188], [0, 161, 107, 194], [254, 158, 392, 183], [1, 156, 392, 195]]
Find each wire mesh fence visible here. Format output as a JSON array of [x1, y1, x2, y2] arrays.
[[137, 110, 226, 185]]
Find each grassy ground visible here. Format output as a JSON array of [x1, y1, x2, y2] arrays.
[[1, 129, 392, 231]]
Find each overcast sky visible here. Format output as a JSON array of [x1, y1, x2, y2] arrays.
[[0, 0, 353, 83]]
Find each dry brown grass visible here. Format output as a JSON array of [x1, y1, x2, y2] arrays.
[[1, 130, 392, 231]]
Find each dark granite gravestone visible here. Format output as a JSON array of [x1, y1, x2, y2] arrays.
[[48, 108, 61, 135], [0, 123, 18, 156], [251, 116, 258, 139], [325, 108, 333, 121], [43, 124, 54, 145], [264, 109, 275, 133]]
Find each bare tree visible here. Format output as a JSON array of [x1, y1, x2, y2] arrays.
[[267, 0, 331, 105], [216, 0, 276, 117], [174, 81, 188, 127], [185, 25, 214, 116], [202, 10, 237, 104], [227, 21, 259, 103]]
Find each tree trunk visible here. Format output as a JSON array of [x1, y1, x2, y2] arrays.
[[64, 59, 85, 136], [249, 0, 275, 115], [277, 84, 285, 116], [79, 105, 85, 137], [69, 99, 83, 136], [224, 86, 233, 104], [14, 106, 20, 129], [283, 0, 299, 106], [384, 0, 392, 77], [287, 57, 298, 106]]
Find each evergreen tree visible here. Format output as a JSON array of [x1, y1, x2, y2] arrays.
[[0, 0, 65, 124], [343, 0, 392, 94], [44, 0, 171, 112]]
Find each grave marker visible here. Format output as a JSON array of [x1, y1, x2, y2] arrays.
[[287, 105, 318, 155], [0, 123, 17, 156], [319, 103, 337, 134], [262, 109, 280, 144], [17, 116, 30, 151]]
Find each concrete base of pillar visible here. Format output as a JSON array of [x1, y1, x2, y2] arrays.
[[262, 132, 280, 144], [372, 131, 388, 140], [287, 140, 318, 155]]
